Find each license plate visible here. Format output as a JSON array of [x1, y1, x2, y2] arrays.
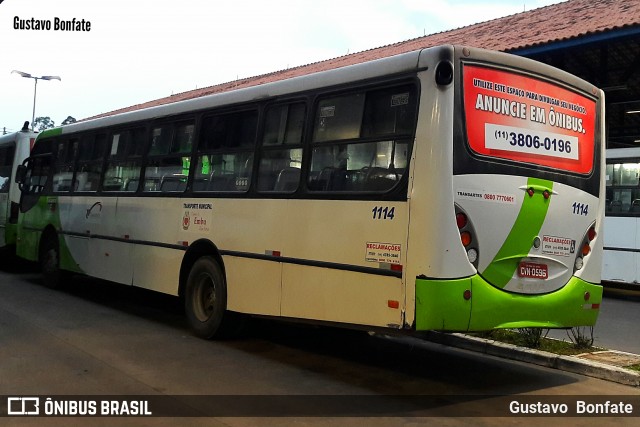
[[518, 262, 548, 279]]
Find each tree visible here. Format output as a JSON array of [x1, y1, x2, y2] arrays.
[[32, 116, 55, 131], [61, 116, 77, 125]]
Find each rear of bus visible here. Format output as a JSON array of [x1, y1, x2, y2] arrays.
[[414, 46, 604, 331], [0, 126, 36, 249]]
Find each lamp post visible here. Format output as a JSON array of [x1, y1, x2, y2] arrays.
[[11, 70, 61, 130]]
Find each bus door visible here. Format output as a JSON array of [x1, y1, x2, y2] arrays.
[[82, 194, 134, 285], [79, 131, 142, 285]]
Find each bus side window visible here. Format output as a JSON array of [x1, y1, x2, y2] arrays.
[[605, 162, 640, 216], [76, 134, 106, 192], [257, 102, 305, 193], [52, 138, 76, 193], [194, 110, 257, 193], [144, 121, 193, 193], [103, 128, 144, 192], [308, 84, 416, 193]]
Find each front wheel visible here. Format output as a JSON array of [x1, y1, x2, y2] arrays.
[[185, 256, 238, 339]]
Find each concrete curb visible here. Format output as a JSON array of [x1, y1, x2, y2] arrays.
[[420, 331, 640, 387]]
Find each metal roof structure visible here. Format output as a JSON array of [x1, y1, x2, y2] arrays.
[[87, 0, 640, 147]]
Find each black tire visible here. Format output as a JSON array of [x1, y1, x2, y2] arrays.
[[39, 234, 63, 289], [185, 256, 238, 339]]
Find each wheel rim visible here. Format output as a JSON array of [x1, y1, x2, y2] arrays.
[[193, 272, 216, 322]]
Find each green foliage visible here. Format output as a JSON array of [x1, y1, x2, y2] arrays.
[[470, 328, 599, 355], [567, 326, 594, 349], [516, 327, 548, 348], [61, 116, 77, 125], [32, 116, 55, 131]]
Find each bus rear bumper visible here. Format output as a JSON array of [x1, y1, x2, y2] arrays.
[[415, 275, 602, 331]]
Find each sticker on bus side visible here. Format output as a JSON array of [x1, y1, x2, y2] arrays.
[[541, 235, 576, 257], [365, 242, 402, 264], [456, 188, 516, 204], [463, 65, 596, 174], [181, 202, 213, 233]]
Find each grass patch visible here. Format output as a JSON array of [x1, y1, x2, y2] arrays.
[[469, 329, 640, 373], [471, 329, 603, 356]]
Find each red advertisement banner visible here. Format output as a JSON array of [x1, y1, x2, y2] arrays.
[[463, 65, 597, 174]]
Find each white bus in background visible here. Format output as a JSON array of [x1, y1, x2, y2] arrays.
[[16, 46, 605, 339], [603, 147, 640, 286], [0, 122, 36, 251]]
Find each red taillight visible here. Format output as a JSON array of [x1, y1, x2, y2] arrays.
[[456, 213, 467, 229], [527, 187, 535, 197], [461, 231, 472, 247], [456, 207, 479, 266], [575, 225, 596, 272]]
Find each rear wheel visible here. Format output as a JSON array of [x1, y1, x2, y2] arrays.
[[185, 256, 239, 339]]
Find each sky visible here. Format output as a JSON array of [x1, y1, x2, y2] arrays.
[[0, 0, 564, 133]]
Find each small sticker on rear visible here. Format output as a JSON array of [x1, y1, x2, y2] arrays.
[[542, 235, 575, 257], [456, 189, 516, 204]]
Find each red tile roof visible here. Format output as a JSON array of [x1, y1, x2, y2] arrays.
[[86, 0, 640, 120]]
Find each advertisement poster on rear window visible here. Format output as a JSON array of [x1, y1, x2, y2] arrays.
[[463, 64, 597, 174]]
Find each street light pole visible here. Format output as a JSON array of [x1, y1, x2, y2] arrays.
[[11, 70, 61, 130]]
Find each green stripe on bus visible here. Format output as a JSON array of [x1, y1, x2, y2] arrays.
[[37, 127, 63, 141], [481, 177, 553, 288]]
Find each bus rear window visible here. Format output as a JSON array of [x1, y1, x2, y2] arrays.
[[462, 64, 597, 175]]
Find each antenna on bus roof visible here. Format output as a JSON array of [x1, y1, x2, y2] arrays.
[[21, 121, 30, 132]]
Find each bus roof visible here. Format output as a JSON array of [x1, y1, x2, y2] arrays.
[[45, 44, 601, 139], [47, 48, 431, 137]]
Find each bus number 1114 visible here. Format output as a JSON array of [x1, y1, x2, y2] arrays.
[[372, 206, 395, 220]]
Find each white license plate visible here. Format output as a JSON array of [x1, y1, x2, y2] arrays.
[[518, 262, 548, 279]]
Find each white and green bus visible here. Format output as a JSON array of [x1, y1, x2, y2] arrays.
[[0, 122, 36, 251], [16, 45, 605, 338]]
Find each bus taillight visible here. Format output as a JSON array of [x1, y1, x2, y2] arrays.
[[575, 223, 597, 272], [456, 212, 468, 229], [460, 231, 472, 247], [455, 205, 479, 268]]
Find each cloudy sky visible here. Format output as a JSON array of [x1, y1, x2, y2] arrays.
[[0, 0, 563, 133]]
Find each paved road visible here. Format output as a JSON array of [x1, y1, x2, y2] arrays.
[[0, 260, 638, 425]]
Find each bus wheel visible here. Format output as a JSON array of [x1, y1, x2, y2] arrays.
[[40, 234, 63, 289], [185, 256, 230, 339]]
